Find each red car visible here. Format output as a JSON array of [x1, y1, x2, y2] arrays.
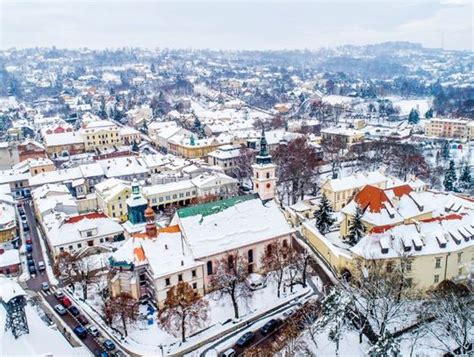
[[61, 296, 72, 308]]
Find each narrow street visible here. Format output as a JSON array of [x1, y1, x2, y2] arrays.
[[22, 201, 107, 355]]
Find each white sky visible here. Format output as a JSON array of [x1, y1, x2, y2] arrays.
[[0, 0, 472, 51]]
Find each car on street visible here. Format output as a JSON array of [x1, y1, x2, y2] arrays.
[[38, 261, 45, 271], [221, 348, 236, 357], [25, 243, 33, 252], [28, 264, 36, 275], [260, 319, 281, 335], [111, 351, 127, 357], [22, 223, 30, 232], [103, 339, 116, 352], [61, 296, 72, 308], [69, 305, 80, 316], [27, 257, 35, 266], [77, 314, 89, 325], [283, 308, 295, 319], [88, 325, 100, 337], [54, 290, 65, 300], [41, 282, 50, 291], [54, 304, 67, 315], [25, 234, 32, 244], [73, 325, 87, 339], [236, 331, 255, 347], [94, 351, 109, 357], [21, 215, 27, 223]]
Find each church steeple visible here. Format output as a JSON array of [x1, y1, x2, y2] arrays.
[[252, 125, 277, 201], [256, 126, 272, 165]]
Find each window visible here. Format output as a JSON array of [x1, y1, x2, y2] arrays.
[[434, 274, 439, 283], [59, 247, 64, 252], [248, 249, 253, 263], [207, 261, 213, 275], [266, 172, 270, 179], [193, 282, 197, 289], [69, 245, 73, 250], [179, 193, 184, 198], [186, 192, 190, 197], [406, 261, 412, 271], [435, 257, 442, 269], [165, 278, 170, 286], [159, 197, 164, 202], [100, 238, 104, 243], [256, 172, 259, 179], [178, 274, 183, 282], [173, 194, 177, 199], [77, 243, 82, 248], [166, 195, 170, 201], [87, 231, 93, 237], [192, 270, 196, 278], [111, 205, 115, 210], [458, 252, 462, 263]]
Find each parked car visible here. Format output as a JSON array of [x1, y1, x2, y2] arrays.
[[25, 234, 32, 245], [54, 290, 65, 300], [111, 351, 126, 357], [103, 339, 116, 352], [87, 325, 100, 337], [73, 325, 87, 339], [260, 319, 281, 335], [221, 348, 236, 357], [95, 351, 109, 357], [22, 223, 30, 232], [28, 264, 36, 275], [41, 282, 50, 291], [54, 304, 67, 315], [37, 261, 45, 271], [69, 305, 80, 316], [283, 308, 295, 319], [77, 314, 89, 325], [61, 296, 72, 308], [245, 273, 266, 291], [27, 257, 35, 266], [21, 215, 27, 223], [25, 244, 33, 252], [236, 331, 255, 347]]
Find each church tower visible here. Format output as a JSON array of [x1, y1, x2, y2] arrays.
[[252, 127, 277, 201], [126, 179, 148, 225]]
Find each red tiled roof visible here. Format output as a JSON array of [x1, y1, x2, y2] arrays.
[[370, 224, 397, 233], [355, 185, 390, 213], [391, 184, 413, 198], [420, 213, 463, 223], [64, 212, 107, 224]]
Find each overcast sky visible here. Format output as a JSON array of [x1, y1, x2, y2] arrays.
[[0, 0, 472, 51]]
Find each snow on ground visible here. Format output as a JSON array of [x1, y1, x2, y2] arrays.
[[71, 277, 308, 356], [0, 301, 90, 356], [386, 97, 433, 116], [36, 226, 59, 285]]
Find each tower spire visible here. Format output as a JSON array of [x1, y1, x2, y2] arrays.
[[256, 125, 272, 165]]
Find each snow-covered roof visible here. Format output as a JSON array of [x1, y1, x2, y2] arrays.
[[177, 195, 294, 258], [143, 180, 195, 196], [0, 249, 20, 268], [46, 212, 124, 247], [351, 213, 474, 259], [324, 170, 388, 192], [111, 228, 203, 279], [43, 132, 84, 146], [97, 156, 149, 178], [0, 276, 25, 302]]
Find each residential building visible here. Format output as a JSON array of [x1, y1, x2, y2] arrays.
[[321, 125, 364, 147], [424, 118, 473, 141], [80, 120, 121, 152], [43, 131, 85, 158], [95, 178, 131, 222], [207, 145, 241, 174], [321, 170, 389, 211], [168, 134, 231, 159], [17, 139, 46, 163]]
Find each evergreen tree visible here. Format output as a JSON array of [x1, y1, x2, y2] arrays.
[[458, 164, 472, 191], [346, 205, 366, 246], [424, 108, 433, 118], [443, 160, 457, 192], [131, 140, 139, 153], [441, 140, 450, 161], [315, 194, 335, 234], [368, 331, 400, 357], [407, 108, 420, 124]]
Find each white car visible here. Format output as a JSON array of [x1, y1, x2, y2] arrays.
[[54, 304, 67, 315], [87, 325, 100, 337]]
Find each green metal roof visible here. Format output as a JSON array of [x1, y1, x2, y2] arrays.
[[177, 194, 258, 218]]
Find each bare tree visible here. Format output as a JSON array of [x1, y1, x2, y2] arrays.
[[74, 256, 100, 301], [321, 136, 345, 179], [53, 251, 77, 288], [421, 281, 473, 355], [208, 251, 251, 319], [260, 239, 296, 298], [103, 293, 138, 337], [158, 282, 209, 342], [232, 145, 255, 185], [273, 137, 321, 204]]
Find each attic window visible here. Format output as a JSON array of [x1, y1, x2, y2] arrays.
[[165, 244, 168, 250], [436, 235, 447, 248]]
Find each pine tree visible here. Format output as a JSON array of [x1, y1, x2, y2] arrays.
[[315, 194, 335, 234], [424, 108, 433, 118], [441, 141, 450, 161], [346, 205, 366, 246], [408, 108, 420, 124], [368, 331, 400, 357], [443, 160, 457, 192], [458, 164, 471, 191]]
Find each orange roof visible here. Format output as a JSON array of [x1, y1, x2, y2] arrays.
[[391, 184, 413, 198], [158, 225, 181, 233], [133, 246, 146, 262], [355, 185, 390, 213], [65, 212, 107, 224], [370, 224, 396, 233], [420, 214, 463, 223]]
